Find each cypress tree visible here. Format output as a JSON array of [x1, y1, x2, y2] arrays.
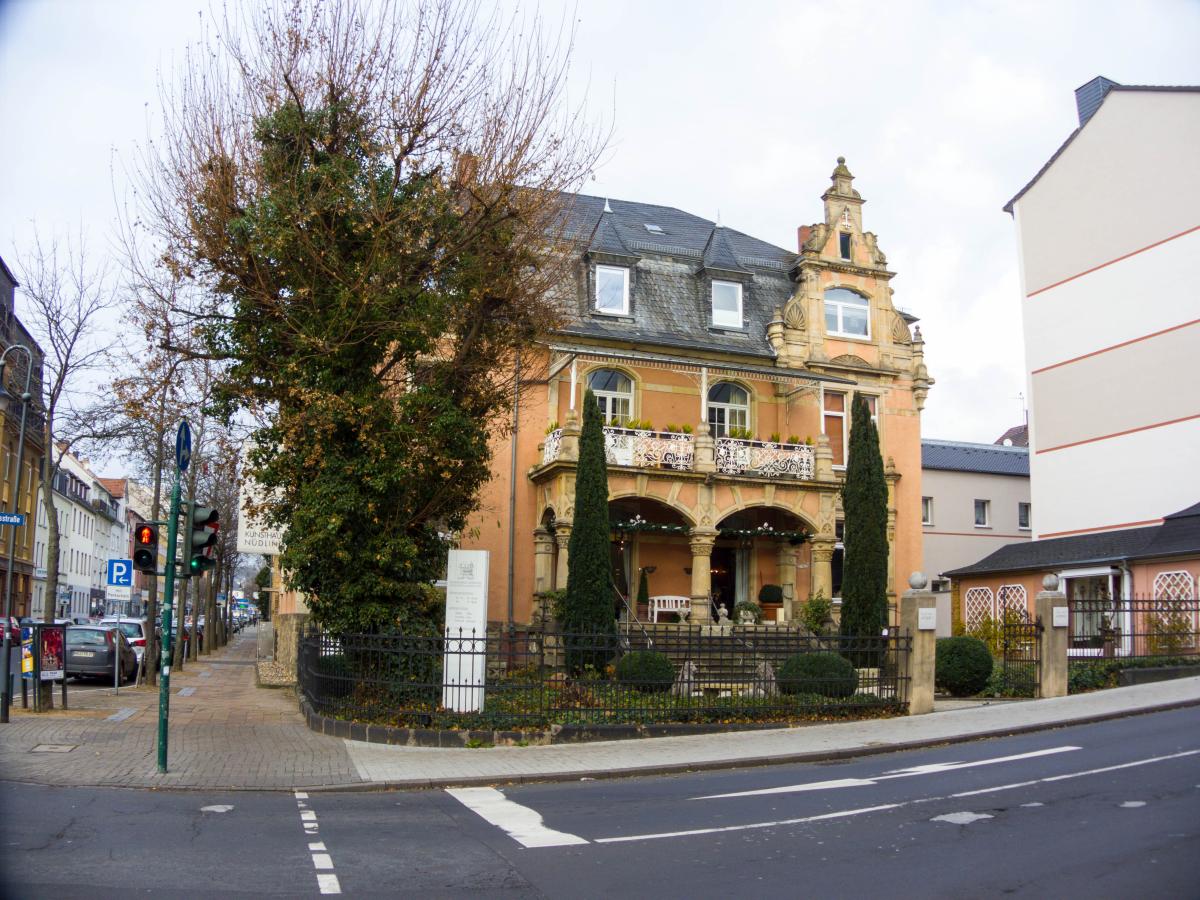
[[563, 390, 616, 668], [840, 394, 889, 653]]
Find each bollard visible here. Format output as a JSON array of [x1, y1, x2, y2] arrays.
[[1036, 574, 1069, 699], [899, 572, 938, 714]]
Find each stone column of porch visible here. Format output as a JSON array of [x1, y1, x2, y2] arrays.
[[688, 529, 718, 623], [532, 527, 555, 619], [553, 524, 572, 591], [810, 537, 836, 606], [560, 411, 581, 462], [777, 543, 797, 623]]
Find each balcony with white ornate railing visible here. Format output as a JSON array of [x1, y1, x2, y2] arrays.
[[715, 437, 814, 479], [541, 426, 696, 471], [604, 427, 694, 471]]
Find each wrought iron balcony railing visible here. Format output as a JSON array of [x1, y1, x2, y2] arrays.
[[715, 437, 814, 479]]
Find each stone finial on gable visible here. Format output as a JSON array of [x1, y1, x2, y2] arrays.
[[822, 156, 864, 235]]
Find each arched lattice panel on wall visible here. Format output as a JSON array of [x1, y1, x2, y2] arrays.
[[1152, 570, 1198, 630], [964, 587, 995, 630], [998, 585, 1030, 623]]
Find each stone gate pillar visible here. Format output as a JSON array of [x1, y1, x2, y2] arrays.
[[688, 529, 717, 623], [899, 573, 937, 715], [1036, 574, 1069, 699]]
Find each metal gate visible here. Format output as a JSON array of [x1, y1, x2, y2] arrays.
[[1000, 616, 1043, 697]]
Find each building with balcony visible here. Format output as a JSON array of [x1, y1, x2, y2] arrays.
[[0, 253, 45, 620], [463, 159, 933, 626]]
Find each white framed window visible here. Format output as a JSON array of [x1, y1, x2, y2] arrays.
[[594, 265, 629, 315], [587, 368, 633, 425], [711, 280, 743, 329], [974, 499, 991, 528], [707, 382, 750, 437], [824, 287, 870, 338], [822, 391, 877, 467], [921, 497, 934, 526], [1018, 502, 1031, 531]]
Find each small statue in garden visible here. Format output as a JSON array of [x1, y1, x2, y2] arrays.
[[716, 603, 731, 625], [672, 660, 699, 697], [747, 660, 778, 698]]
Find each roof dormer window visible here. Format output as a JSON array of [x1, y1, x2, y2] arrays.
[[711, 280, 742, 329], [595, 265, 629, 315], [643, 224, 665, 234]]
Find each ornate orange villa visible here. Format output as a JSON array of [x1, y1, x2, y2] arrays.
[[463, 160, 933, 626]]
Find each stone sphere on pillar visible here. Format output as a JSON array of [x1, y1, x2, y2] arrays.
[[1042, 573, 1060, 592], [908, 571, 928, 591]]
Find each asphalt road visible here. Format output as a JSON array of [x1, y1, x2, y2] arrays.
[[3, 706, 1198, 898]]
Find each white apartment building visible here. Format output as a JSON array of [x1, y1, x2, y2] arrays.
[[32, 449, 129, 618], [1004, 77, 1200, 539]]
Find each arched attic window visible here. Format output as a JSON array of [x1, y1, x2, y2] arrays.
[[707, 382, 750, 437], [588, 369, 633, 425]]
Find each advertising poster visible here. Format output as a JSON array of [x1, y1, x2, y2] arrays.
[[20, 626, 33, 678], [39, 625, 65, 681]]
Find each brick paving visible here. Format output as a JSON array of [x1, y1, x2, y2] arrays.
[[1, 628, 1197, 792]]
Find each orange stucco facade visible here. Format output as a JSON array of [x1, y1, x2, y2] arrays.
[[462, 160, 932, 626]]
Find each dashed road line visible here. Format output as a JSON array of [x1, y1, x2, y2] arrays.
[[295, 790, 341, 894]]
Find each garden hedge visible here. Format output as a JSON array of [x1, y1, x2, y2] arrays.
[[615, 650, 675, 692], [778, 652, 858, 698]]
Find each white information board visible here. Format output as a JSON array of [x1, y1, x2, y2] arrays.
[[443, 549, 489, 712], [1052, 606, 1069, 628], [918, 607, 937, 631]]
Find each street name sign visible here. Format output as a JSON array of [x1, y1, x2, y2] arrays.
[[0, 512, 26, 527], [443, 549, 489, 713]]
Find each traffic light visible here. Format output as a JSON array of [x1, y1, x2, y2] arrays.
[[133, 524, 159, 572], [184, 502, 219, 576]]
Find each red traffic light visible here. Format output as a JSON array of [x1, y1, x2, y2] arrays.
[[133, 524, 159, 573]]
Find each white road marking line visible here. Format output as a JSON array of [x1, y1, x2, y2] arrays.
[[447, 787, 589, 848], [308, 842, 327, 851], [301, 810, 317, 822], [200, 805, 233, 813], [696, 746, 1082, 799], [295, 792, 309, 800], [312, 853, 334, 870], [596, 804, 903, 844], [932, 811, 993, 825], [598, 748, 1200, 845], [317, 873, 342, 894], [1120, 801, 1146, 808]]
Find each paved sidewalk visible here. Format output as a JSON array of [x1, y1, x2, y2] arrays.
[[1, 628, 1197, 792]]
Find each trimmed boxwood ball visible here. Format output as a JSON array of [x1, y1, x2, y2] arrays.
[[936, 636, 994, 696], [778, 652, 858, 698], [615, 650, 676, 692]]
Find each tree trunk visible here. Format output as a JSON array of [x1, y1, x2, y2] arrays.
[[143, 386, 168, 687]]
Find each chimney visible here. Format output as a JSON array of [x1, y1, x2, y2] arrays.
[[797, 225, 812, 252], [1074, 76, 1119, 127]]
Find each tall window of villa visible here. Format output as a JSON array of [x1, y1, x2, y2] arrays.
[[832, 520, 845, 599], [588, 369, 633, 426], [823, 391, 877, 467], [707, 382, 750, 437], [824, 287, 870, 338]]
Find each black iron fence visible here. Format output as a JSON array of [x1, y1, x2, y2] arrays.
[[297, 624, 910, 729], [1067, 597, 1200, 663]]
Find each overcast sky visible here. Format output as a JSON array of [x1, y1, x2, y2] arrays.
[[1, 0, 1198, 450]]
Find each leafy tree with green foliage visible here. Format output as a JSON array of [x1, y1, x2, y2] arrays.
[[134, 0, 602, 634], [840, 394, 889, 649], [562, 390, 616, 666]]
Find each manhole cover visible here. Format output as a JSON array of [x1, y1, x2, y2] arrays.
[[31, 744, 76, 753]]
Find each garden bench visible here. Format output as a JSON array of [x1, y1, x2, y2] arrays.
[[648, 595, 691, 623]]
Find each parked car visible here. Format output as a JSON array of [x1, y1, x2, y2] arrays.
[[99, 617, 148, 667], [4, 617, 19, 642], [65, 626, 137, 682]]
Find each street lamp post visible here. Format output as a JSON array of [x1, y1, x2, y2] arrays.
[[0, 344, 34, 724]]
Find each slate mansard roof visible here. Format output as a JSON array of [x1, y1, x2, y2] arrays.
[[945, 501, 1200, 577], [922, 439, 1029, 477], [552, 193, 800, 360]]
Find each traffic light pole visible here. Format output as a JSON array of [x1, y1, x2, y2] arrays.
[[156, 472, 182, 774]]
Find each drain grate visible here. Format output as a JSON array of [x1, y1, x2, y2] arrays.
[[31, 744, 76, 753]]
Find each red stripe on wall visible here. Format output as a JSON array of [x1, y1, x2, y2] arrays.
[[1026, 224, 1200, 298], [923, 531, 1032, 539], [1032, 318, 1200, 375], [1040, 518, 1163, 539], [1036, 413, 1200, 454]]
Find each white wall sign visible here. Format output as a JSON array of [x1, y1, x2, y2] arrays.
[[918, 607, 937, 631], [1052, 606, 1069, 628], [443, 549, 489, 713], [236, 476, 285, 555]]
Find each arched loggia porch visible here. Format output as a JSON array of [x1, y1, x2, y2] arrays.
[[708, 507, 813, 623]]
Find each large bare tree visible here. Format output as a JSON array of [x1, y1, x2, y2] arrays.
[[129, 0, 606, 632]]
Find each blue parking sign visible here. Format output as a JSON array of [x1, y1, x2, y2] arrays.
[[107, 559, 133, 587]]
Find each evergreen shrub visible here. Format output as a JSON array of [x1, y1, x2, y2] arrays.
[[758, 584, 784, 604], [615, 651, 675, 692], [778, 652, 858, 698], [935, 636, 993, 696]]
